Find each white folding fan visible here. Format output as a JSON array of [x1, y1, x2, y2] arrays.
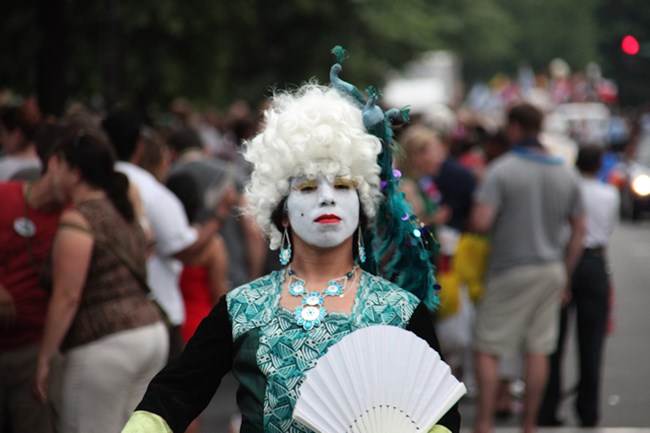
[[293, 325, 466, 433]]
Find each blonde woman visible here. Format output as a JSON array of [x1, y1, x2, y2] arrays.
[[396, 124, 450, 228]]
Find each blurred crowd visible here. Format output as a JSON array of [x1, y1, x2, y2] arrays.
[[0, 65, 647, 433], [393, 104, 620, 433], [0, 95, 275, 433]]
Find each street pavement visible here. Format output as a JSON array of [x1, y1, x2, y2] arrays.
[[199, 221, 650, 433]]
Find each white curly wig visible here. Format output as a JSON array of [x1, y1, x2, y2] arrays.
[[243, 84, 383, 249]]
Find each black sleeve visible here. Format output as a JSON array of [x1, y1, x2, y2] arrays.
[[406, 302, 462, 433], [137, 296, 233, 433]]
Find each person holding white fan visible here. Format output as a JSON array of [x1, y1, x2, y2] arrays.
[[122, 47, 462, 433]]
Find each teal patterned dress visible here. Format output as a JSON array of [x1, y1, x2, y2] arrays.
[[134, 270, 460, 433]]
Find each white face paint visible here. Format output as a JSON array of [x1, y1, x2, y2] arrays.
[[286, 174, 359, 248]]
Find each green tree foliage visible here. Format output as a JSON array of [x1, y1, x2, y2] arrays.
[[0, 0, 646, 111], [595, 0, 650, 105], [0, 0, 40, 98], [424, 0, 517, 82], [497, 0, 600, 73]]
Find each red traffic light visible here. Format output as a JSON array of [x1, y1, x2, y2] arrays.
[[622, 35, 640, 55]]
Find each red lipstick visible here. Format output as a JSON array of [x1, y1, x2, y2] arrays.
[[315, 214, 341, 224]]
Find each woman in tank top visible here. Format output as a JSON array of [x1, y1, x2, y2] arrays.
[[34, 126, 168, 433]]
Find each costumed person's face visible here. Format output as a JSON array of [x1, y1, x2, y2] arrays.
[[286, 173, 360, 248]]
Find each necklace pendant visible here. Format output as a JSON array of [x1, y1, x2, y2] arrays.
[[289, 281, 306, 296], [323, 280, 343, 296], [295, 292, 327, 330], [295, 305, 327, 330], [287, 266, 357, 330], [303, 292, 323, 306]]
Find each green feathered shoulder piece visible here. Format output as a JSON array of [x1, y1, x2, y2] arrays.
[[329, 45, 440, 311]]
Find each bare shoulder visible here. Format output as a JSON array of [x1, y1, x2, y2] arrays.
[[59, 208, 92, 234], [61, 207, 89, 225]]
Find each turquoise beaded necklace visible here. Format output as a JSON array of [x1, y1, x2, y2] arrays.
[[287, 266, 358, 330]]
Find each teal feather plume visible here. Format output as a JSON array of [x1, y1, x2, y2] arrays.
[[328, 46, 440, 310], [329, 47, 366, 107], [331, 45, 348, 64]]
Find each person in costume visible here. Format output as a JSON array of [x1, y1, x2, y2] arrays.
[[121, 48, 461, 433]]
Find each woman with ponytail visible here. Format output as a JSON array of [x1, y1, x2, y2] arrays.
[[35, 126, 168, 433]]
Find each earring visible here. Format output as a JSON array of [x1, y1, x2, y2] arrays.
[[357, 226, 366, 264], [279, 227, 292, 265]]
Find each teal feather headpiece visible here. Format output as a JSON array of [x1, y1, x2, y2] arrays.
[[329, 45, 440, 310]]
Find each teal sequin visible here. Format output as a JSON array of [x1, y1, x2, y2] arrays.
[[227, 270, 419, 432]]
